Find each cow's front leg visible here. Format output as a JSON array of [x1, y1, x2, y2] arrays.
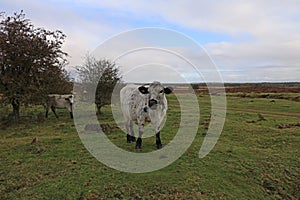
[[126, 134, 131, 143], [69, 112, 73, 119], [69, 106, 73, 119], [45, 106, 49, 118], [126, 121, 131, 143], [129, 120, 136, 142], [152, 118, 163, 149], [136, 123, 144, 149], [126, 120, 136, 143], [156, 131, 162, 149]]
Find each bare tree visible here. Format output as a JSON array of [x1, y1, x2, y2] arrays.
[[76, 54, 121, 114], [0, 11, 71, 120]]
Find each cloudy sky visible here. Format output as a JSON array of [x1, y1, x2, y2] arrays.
[[2, 0, 300, 82]]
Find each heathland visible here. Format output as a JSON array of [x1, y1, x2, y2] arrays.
[[0, 84, 299, 199]]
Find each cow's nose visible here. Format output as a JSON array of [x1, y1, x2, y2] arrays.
[[149, 99, 158, 110]]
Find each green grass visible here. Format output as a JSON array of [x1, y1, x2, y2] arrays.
[[0, 94, 299, 199]]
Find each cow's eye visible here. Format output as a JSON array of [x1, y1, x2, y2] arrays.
[[159, 90, 164, 93]]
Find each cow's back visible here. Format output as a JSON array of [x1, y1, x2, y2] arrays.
[[47, 94, 71, 108]]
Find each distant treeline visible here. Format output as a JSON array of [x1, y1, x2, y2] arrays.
[[164, 82, 300, 94], [223, 82, 300, 88]]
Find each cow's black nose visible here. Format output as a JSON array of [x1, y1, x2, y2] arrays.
[[149, 99, 158, 110]]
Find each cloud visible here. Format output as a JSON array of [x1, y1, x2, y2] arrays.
[[72, 0, 300, 81], [2, 0, 300, 81], [78, 0, 300, 38]]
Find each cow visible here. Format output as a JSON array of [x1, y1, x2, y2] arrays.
[[45, 94, 74, 119], [120, 81, 173, 149]]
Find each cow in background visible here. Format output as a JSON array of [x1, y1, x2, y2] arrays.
[[45, 94, 74, 119], [120, 81, 173, 149]]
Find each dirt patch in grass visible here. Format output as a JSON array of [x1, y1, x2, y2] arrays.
[[276, 123, 300, 129], [246, 113, 267, 123]]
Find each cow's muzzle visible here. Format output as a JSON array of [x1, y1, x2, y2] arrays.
[[149, 99, 158, 110]]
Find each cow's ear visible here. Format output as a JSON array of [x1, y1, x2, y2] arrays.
[[138, 86, 149, 94], [164, 87, 173, 94]]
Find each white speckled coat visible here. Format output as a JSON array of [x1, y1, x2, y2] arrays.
[[120, 82, 170, 147]]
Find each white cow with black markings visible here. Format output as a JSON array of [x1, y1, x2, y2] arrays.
[[120, 81, 173, 149], [45, 94, 74, 119]]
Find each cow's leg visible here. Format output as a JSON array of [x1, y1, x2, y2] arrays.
[[126, 120, 132, 143], [51, 106, 59, 118], [151, 118, 163, 149], [45, 105, 49, 118], [126, 120, 136, 143], [156, 131, 162, 149], [136, 124, 144, 149], [65, 104, 73, 119], [69, 104, 73, 119], [68, 107, 73, 119], [129, 120, 136, 142], [126, 133, 131, 143]]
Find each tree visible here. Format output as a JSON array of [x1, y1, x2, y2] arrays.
[[0, 11, 71, 120], [76, 55, 121, 114]]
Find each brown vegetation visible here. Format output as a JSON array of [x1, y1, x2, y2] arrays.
[[224, 86, 300, 93]]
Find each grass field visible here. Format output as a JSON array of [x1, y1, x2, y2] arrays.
[[0, 93, 299, 199]]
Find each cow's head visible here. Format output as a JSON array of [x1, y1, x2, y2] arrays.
[[138, 81, 173, 110], [65, 95, 74, 105]]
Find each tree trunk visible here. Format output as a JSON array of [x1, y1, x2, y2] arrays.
[[11, 97, 20, 121]]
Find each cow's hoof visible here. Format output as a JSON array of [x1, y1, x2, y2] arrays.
[[127, 134, 132, 143], [156, 144, 163, 149], [135, 138, 142, 149]]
